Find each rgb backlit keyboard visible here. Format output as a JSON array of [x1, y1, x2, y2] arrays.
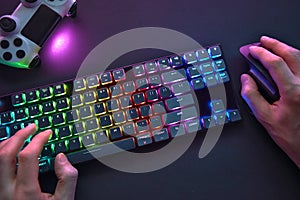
[[0, 45, 241, 172]]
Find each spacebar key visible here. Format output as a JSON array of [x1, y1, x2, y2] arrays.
[[67, 138, 136, 164]]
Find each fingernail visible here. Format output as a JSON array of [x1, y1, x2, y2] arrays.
[[241, 74, 249, 84], [249, 46, 258, 51], [261, 35, 271, 41], [57, 153, 67, 163], [27, 123, 36, 131]]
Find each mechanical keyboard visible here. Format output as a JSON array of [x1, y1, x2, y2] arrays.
[[0, 44, 242, 172]]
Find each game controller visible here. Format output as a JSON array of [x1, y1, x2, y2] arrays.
[[0, 0, 77, 69], [240, 43, 280, 103]]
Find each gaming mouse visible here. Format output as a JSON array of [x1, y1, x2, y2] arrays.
[[240, 43, 280, 104]]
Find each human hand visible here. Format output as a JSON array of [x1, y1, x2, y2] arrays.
[[241, 36, 300, 169], [0, 124, 78, 200]]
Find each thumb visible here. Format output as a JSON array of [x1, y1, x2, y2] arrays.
[[240, 74, 272, 121], [54, 153, 78, 200]]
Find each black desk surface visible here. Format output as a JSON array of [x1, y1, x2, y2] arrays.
[[1, 0, 300, 199]]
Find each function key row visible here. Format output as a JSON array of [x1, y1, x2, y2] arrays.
[[74, 69, 126, 92], [11, 84, 68, 107]]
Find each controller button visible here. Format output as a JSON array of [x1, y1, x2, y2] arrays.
[[0, 17, 17, 33], [13, 38, 23, 47], [3, 52, 12, 61], [16, 50, 26, 59], [0, 40, 9, 49]]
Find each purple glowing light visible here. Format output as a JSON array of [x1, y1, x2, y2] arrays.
[[51, 32, 70, 54]]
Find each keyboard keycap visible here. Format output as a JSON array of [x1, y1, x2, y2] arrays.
[[161, 69, 187, 84], [86, 75, 99, 88], [56, 125, 72, 139], [112, 111, 126, 124], [66, 109, 79, 123], [8, 123, 23, 135], [163, 106, 198, 125], [15, 108, 29, 121], [110, 85, 123, 97], [28, 105, 42, 118], [95, 130, 109, 144], [122, 123, 136, 136], [54, 141, 68, 154], [196, 49, 210, 61], [72, 122, 86, 135], [56, 98, 70, 111], [41, 145, 53, 158], [79, 106, 93, 119], [99, 115, 113, 128], [133, 65, 145, 77], [100, 72, 113, 85], [119, 96, 132, 108], [74, 79, 86, 92], [200, 62, 214, 75], [149, 75, 162, 87], [170, 56, 183, 68], [54, 84, 67, 96], [69, 137, 81, 151], [136, 132, 152, 147], [83, 91, 97, 104], [184, 52, 197, 64], [71, 94, 83, 107], [208, 46, 222, 58], [153, 128, 169, 142], [171, 81, 191, 95], [185, 119, 201, 133], [11, 93, 26, 106], [165, 93, 195, 111], [52, 113, 66, 126], [94, 103, 106, 116], [86, 118, 100, 132], [123, 81, 136, 94], [159, 86, 172, 99], [227, 110, 242, 122], [145, 62, 158, 74], [25, 90, 40, 103], [158, 58, 171, 71], [169, 124, 186, 138], [113, 69, 126, 82], [106, 99, 120, 112], [81, 134, 95, 147], [42, 101, 56, 114], [133, 93, 145, 105], [136, 119, 149, 132], [40, 87, 53, 100], [201, 116, 216, 129], [0, 127, 8, 140], [211, 99, 225, 113], [146, 89, 158, 102], [36, 116, 52, 130], [97, 88, 110, 101], [0, 112, 15, 125], [191, 78, 205, 90], [204, 74, 218, 87], [109, 127, 122, 140]]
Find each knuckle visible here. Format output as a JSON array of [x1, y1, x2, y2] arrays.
[[18, 150, 33, 163], [267, 56, 285, 68], [62, 166, 78, 182], [286, 48, 300, 59]]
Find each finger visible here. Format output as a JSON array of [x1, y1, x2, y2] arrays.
[[0, 124, 36, 183], [16, 129, 52, 189], [249, 45, 295, 92], [240, 74, 273, 121], [260, 36, 300, 76], [54, 153, 78, 200]]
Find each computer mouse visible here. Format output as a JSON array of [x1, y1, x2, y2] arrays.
[[240, 43, 280, 103]]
